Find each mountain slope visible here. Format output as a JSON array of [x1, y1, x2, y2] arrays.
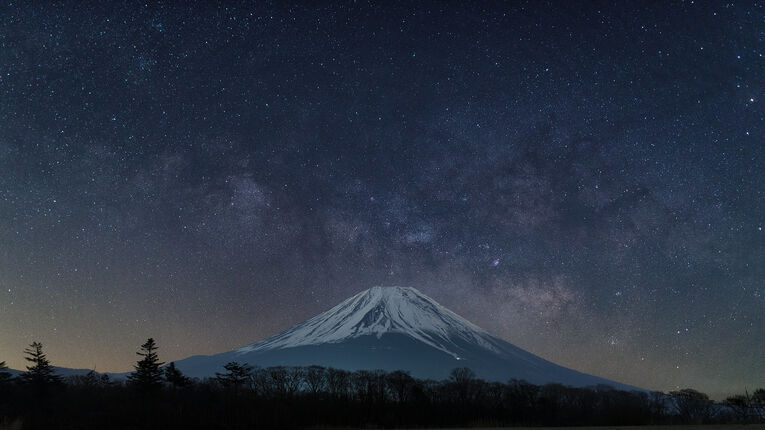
[[174, 286, 637, 390], [237, 286, 501, 359]]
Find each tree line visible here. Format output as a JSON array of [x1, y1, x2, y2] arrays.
[[1, 339, 763, 429]]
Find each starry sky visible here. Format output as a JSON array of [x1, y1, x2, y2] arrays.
[[0, 1, 763, 399]]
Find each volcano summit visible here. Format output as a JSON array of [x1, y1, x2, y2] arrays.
[[174, 287, 636, 390]]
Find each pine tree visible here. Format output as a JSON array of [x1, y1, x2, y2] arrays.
[[20, 342, 61, 387], [0, 360, 12, 385], [127, 338, 165, 391], [164, 362, 190, 389], [215, 362, 252, 390], [70, 370, 109, 388]]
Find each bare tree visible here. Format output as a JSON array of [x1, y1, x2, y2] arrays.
[[450, 367, 477, 403], [669, 388, 714, 423], [263, 366, 303, 397], [303, 365, 326, 395], [647, 391, 668, 422], [386, 370, 415, 403], [724, 393, 752, 423], [326, 367, 349, 399], [752, 388, 765, 422], [351, 370, 373, 402]]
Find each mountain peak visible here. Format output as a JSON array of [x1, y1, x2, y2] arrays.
[[176, 286, 638, 391], [355, 285, 433, 307], [236, 286, 498, 358], [364, 285, 418, 294]]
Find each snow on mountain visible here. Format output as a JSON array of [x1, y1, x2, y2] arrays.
[[173, 286, 640, 391], [236, 286, 500, 359]]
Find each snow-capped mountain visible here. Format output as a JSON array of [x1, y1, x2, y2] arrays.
[[174, 286, 637, 390], [237, 286, 501, 359]]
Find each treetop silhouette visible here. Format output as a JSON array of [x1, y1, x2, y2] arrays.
[[127, 337, 165, 391], [20, 341, 61, 387], [0, 360, 12, 385]]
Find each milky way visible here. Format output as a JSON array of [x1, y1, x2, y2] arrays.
[[0, 2, 763, 398]]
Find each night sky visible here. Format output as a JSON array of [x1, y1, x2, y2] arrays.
[[1, 1, 763, 399]]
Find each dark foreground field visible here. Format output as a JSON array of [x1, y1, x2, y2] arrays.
[[409, 427, 765, 430], [2, 357, 763, 429]]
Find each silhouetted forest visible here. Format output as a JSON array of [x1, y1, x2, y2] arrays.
[[1, 340, 763, 429]]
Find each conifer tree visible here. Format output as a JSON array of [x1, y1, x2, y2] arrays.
[[0, 360, 12, 384], [215, 361, 252, 390], [164, 362, 190, 389], [70, 369, 110, 387], [127, 338, 165, 391], [20, 342, 61, 387]]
